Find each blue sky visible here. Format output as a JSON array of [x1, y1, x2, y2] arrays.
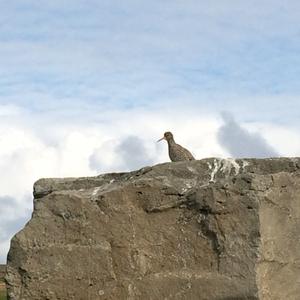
[[2, 1, 300, 112], [1, 1, 300, 263]]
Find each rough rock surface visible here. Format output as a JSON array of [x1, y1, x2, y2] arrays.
[[6, 158, 300, 300], [0, 264, 7, 298], [0, 265, 5, 281]]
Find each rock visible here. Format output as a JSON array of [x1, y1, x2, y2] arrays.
[[6, 158, 300, 300], [0, 264, 7, 298], [0, 265, 5, 281]]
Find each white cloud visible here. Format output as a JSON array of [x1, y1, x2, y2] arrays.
[[0, 104, 23, 116], [247, 122, 300, 157], [0, 195, 31, 263], [217, 112, 278, 158]]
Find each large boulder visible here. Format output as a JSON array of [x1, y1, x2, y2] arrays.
[[6, 158, 300, 299]]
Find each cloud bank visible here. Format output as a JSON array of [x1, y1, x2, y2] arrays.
[[90, 135, 155, 172]]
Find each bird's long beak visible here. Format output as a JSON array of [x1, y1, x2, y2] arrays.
[[157, 137, 165, 142]]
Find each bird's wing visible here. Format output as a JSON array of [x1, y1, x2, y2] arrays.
[[177, 144, 195, 160]]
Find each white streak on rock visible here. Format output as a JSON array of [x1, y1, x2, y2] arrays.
[[210, 159, 221, 182], [187, 166, 197, 174], [242, 160, 249, 170], [92, 187, 101, 196], [221, 158, 240, 175], [209, 158, 242, 182]]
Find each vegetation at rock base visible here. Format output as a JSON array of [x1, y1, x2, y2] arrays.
[[0, 279, 6, 300], [0, 289, 7, 300]]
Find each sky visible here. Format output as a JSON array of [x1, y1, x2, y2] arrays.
[[1, 0, 300, 263]]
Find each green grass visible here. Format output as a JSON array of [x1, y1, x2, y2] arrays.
[[0, 290, 7, 300], [0, 280, 7, 300]]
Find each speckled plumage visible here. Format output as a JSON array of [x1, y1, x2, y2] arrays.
[[158, 132, 195, 162]]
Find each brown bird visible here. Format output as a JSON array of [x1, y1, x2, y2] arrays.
[[157, 131, 195, 162]]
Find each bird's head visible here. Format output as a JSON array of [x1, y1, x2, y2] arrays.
[[157, 131, 174, 142]]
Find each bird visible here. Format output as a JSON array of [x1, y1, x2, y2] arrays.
[[157, 131, 195, 162]]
